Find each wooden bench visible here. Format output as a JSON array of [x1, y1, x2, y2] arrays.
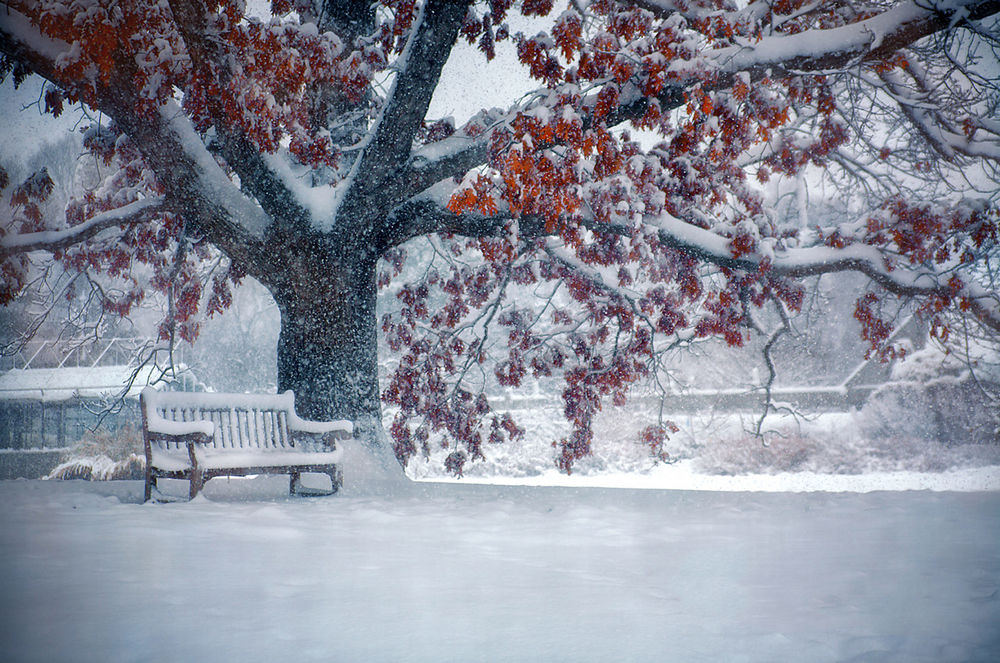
[[140, 388, 351, 502]]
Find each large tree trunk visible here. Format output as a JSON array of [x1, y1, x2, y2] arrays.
[[269, 244, 387, 451]]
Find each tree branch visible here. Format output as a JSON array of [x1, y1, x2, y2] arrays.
[[1, 198, 165, 258], [167, 0, 312, 232], [335, 0, 471, 234], [395, 194, 1000, 335], [0, 5, 274, 276], [646, 213, 1000, 333], [754, 298, 793, 438], [708, 0, 1000, 79], [111, 100, 274, 272], [404, 135, 490, 202], [378, 198, 508, 251], [378, 196, 562, 251], [876, 67, 1000, 162], [0, 5, 119, 115], [394, 0, 1000, 195], [309, 0, 375, 40]]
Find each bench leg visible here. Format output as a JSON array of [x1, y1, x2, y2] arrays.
[[144, 467, 153, 503], [189, 470, 204, 500], [328, 467, 342, 494], [290, 469, 339, 496]]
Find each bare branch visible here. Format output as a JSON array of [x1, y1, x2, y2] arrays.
[[754, 298, 793, 438]]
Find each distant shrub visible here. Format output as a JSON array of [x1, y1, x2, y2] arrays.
[[695, 432, 819, 475], [46, 425, 145, 481], [694, 416, 1000, 476], [859, 345, 999, 446]]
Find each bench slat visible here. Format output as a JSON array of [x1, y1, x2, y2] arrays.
[[216, 410, 227, 448], [255, 409, 266, 449], [278, 410, 288, 448], [216, 409, 229, 449]]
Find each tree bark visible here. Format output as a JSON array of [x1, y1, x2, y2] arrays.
[[270, 242, 381, 429]]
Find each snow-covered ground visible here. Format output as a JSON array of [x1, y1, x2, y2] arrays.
[[1, 464, 998, 662]]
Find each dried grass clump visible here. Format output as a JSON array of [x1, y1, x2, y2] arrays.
[[46, 425, 145, 481], [48, 454, 145, 481]]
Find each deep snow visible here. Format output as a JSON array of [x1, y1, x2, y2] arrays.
[[1, 469, 998, 663]]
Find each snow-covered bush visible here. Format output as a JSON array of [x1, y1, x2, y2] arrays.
[[859, 344, 998, 446], [47, 425, 144, 481]]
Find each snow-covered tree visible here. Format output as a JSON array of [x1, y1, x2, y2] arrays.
[[1, 0, 998, 473]]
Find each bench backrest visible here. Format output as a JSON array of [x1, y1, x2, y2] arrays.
[[143, 390, 301, 451]]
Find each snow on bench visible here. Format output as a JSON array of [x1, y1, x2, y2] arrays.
[[140, 388, 352, 502]]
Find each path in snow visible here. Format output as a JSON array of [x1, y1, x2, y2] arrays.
[[0, 476, 998, 662]]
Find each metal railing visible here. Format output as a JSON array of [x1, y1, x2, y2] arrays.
[[1, 337, 189, 371]]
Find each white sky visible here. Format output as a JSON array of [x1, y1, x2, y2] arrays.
[[427, 14, 550, 124]]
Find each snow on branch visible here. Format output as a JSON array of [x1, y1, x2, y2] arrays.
[[542, 239, 649, 320], [167, 0, 313, 232], [646, 214, 1000, 333], [706, 0, 1000, 79], [876, 69, 1000, 162], [155, 102, 274, 240], [384, 193, 1000, 334], [0, 5, 71, 77], [1, 197, 165, 258], [397, 1, 1000, 204], [1, 5, 273, 263], [406, 134, 490, 201]]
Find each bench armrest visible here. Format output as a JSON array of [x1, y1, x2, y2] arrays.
[[282, 390, 354, 440], [288, 414, 353, 439], [290, 430, 351, 453], [288, 419, 351, 453], [141, 387, 216, 438]]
